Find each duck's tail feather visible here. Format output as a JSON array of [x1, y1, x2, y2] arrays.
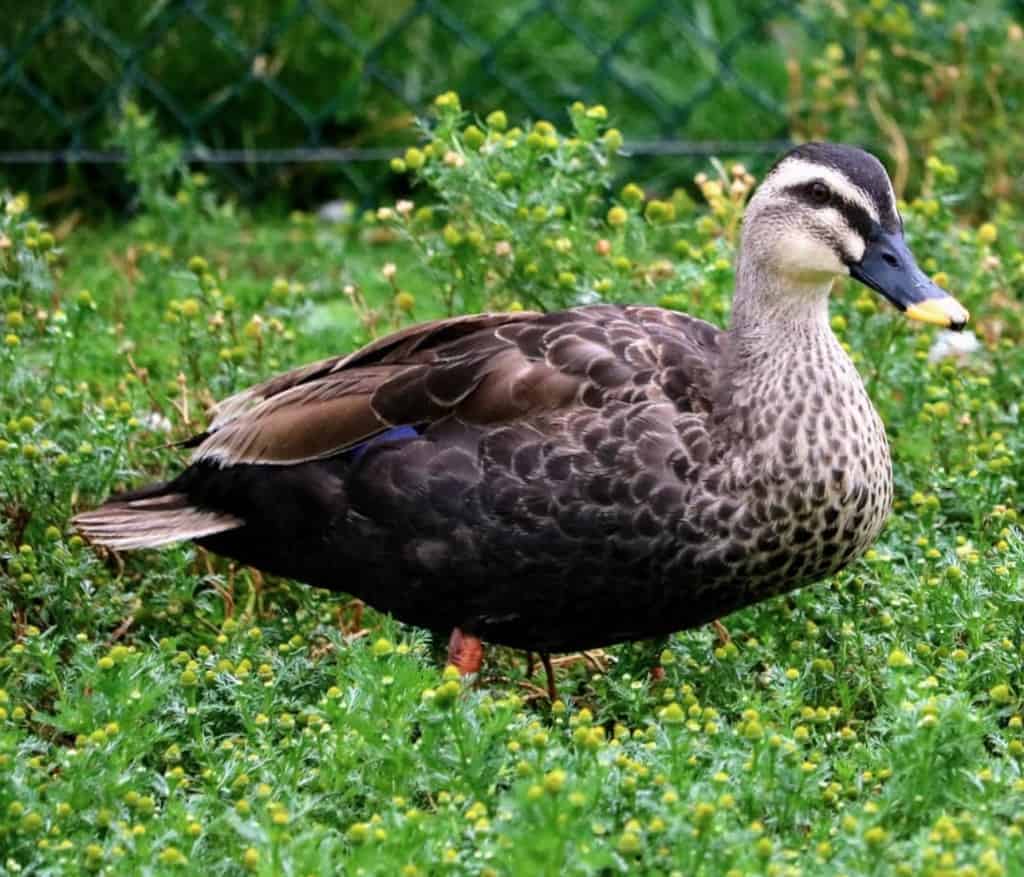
[[73, 485, 243, 550]]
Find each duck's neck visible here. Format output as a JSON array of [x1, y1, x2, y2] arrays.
[[729, 255, 833, 335], [714, 260, 860, 443]]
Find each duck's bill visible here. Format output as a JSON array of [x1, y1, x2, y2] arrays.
[[849, 229, 969, 330]]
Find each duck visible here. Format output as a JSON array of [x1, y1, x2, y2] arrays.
[[74, 143, 968, 697]]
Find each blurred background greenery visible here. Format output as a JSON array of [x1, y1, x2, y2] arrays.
[[2, 0, 1022, 212]]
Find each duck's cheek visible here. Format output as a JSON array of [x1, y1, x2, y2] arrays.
[[771, 229, 847, 281], [840, 229, 866, 265]]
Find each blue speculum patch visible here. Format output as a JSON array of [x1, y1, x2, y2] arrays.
[[347, 425, 421, 461]]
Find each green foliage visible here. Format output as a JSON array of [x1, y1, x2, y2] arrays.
[[8, 1, 1024, 213], [382, 96, 713, 315], [2, 101, 1024, 875], [109, 102, 234, 246], [4, 0, 791, 168], [794, 0, 1024, 212]]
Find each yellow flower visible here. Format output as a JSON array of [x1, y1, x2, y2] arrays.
[[617, 830, 643, 855], [644, 200, 676, 224], [443, 224, 463, 246], [603, 129, 624, 151], [607, 206, 628, 227], [158, 847, 188, 866], [887, 649, 912, 669], [5, 194, 28, 215], [743, 719, 764, 741], [659, 702, 685, 724], [404, 147, 425, 170], [433, 91, 460, 110], [990, 684, 1013, 705], [693, 802, 716, 826], [864, 826, 888, 847], [463, 125, 485, 149], [620, 183, 645, 206], [543, 769, 567, 794]]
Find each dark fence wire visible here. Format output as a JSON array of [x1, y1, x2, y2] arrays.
[[1, 0, 812, 200]]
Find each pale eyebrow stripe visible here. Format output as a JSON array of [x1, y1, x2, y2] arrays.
[[883, 175, 902, 228], [764, 158, 880, 223]]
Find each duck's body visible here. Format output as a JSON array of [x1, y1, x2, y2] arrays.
[[74, 143, 966, 662]]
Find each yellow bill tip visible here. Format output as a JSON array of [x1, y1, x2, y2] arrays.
[[905, 296, 969, 330]]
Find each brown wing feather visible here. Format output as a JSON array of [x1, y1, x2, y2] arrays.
[[192, 305, 724, 467], [208, 312, 541, 429]]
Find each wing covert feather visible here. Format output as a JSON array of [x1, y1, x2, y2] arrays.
[[191, 305, 724, 466]]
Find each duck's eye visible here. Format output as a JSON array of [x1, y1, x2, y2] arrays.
[[810, 182, 831, 205]]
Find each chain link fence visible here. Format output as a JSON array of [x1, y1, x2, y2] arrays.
[[2, 0, 818, 204]]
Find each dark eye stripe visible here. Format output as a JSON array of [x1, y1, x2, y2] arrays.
[[783, 181, 875, 241]]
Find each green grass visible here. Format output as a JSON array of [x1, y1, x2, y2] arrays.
[[2, 105, 1024, 876]]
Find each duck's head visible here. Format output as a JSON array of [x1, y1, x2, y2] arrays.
[[738, 142, 968, 330]]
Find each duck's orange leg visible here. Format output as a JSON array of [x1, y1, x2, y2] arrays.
[[447, 627, 484, 675]]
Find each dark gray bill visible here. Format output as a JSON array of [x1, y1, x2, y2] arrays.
[[849, 228, 968, 330]]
